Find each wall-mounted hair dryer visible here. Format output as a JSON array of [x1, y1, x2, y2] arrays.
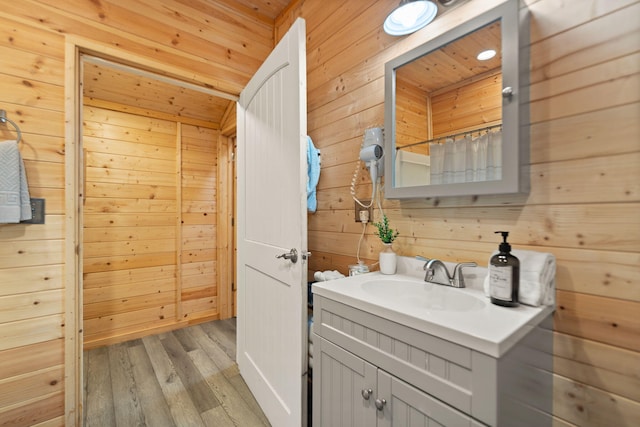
[[351, 127, 385, 209], [360, 127, 384, 184]]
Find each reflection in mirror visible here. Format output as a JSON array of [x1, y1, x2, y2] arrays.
[[394, 20, 503, 188], [385, 0, 528, 198]]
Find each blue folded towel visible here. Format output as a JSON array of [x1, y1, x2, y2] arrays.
[[0, 140, 32, 223], [307, 136, 321, 212]]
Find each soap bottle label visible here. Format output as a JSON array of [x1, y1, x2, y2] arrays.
[[490, 266, 513, 301]]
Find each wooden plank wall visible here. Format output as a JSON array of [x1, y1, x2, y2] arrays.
[[276, 0, 640, 425], [431, 72, 502, 137], [0, 14, 67, 427], [395, 79, 429, 153], [395, 71, 502, 154], [181, 124, 219, 321], [83, 106, 170, 348], [82, 106, 219, 350], [0, 1, 272, 424]]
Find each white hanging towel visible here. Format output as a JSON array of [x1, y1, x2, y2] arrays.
[[0, 140, 32, 223]]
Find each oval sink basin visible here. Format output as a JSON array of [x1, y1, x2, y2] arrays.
[[361, 279, 485, 312]]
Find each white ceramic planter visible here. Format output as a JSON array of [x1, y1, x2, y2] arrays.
[[379, 243, 397, 275]]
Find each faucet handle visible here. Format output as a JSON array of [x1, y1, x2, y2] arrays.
[[416, 255, 430, 266], [452, 262, 477, 288], [418, 256, 431, 272]]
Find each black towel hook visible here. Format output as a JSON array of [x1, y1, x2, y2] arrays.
[[0, 109, 22, 143]]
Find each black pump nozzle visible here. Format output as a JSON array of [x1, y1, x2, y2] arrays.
[[495, 231, 511, 252]]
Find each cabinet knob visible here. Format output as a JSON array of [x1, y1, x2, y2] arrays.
[[375, 398, 387, 411], [502, 86, 514, 99], [361, 388, 373, 400]]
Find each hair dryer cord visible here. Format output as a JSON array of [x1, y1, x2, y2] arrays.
[[351, 161, 375, 208]]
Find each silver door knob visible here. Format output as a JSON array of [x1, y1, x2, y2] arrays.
[[375, 398, 387, 411], [361, 388, 373, 400], [276, 248, 298, 264]]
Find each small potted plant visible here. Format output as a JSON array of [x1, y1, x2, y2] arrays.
[[373, 214, 399, 274]]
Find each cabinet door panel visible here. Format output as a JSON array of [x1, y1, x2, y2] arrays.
[[378, 370, 477, 427], [313, 335, 377, 427]]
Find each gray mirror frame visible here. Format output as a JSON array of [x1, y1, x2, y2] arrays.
[[384, 0, 529, 199]]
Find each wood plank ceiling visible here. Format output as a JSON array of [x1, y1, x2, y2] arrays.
[[83, 60, 232, 126], [396, 20, 502, 94], [81, 0, 292, 129], [81, 0, 494, 129]]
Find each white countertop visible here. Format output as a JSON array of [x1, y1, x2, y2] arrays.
[[312, 257, 554, 358]]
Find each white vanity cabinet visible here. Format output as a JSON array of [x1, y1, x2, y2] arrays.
[[312, 295, 553, 427], [314, 335, 481, 426]]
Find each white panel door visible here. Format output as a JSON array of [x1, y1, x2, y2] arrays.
[[236, 18, 308, 427]]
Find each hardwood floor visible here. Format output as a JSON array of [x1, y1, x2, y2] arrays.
[[83, 319, 271, 426]]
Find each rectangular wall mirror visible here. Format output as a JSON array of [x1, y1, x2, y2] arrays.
[[384, 0, 529, 199]]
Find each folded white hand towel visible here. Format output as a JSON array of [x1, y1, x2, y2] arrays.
[[0, 140, 32, 223], [483, 249, 556, 307], [313, 270, 346, 282]]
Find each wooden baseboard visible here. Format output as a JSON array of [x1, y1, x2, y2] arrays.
[[83, 313, 220, 350]]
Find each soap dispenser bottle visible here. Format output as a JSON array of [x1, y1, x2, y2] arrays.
[[489, 231, 520, 307]]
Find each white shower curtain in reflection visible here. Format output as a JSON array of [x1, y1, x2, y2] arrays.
[[465, 135, 475, 182], [452, 138, 467, 183], [429, 142, 444, 185], [443, 138, 454, 184], [487, 130, 502, 181], [429, 129, 502, 184], [474, 133, 488, 182]]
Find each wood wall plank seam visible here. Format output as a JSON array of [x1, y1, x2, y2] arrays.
[[176, 122, 183, 322]]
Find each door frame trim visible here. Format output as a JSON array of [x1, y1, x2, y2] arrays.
[[64, 36, 237, 425], [63, 39, 82, 427]]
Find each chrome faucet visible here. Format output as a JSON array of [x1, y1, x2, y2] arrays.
[[423, 259, 477, 288]]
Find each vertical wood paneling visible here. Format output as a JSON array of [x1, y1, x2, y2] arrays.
[[216, 134, 234, 318], [176, 124, 184, 321], [277, 0, 640, 425]]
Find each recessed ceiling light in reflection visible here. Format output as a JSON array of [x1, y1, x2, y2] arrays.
[[477, 49, 497, 61]]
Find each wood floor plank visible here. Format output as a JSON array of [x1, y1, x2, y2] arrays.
[[200, 319, 236, 359], [127, 343, 176, 427], [223, 364, 272, 427], [201, 406, 235, 426], [84, 346, 116, 427], [160, 332, 221, 414], [108, 342, 146, 426], [173, 327, 200, 352], [185, 325, 235, 371], [142, 335, 206, 427], [84, 319, 270, 426], [188, 348, 268, 426]]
